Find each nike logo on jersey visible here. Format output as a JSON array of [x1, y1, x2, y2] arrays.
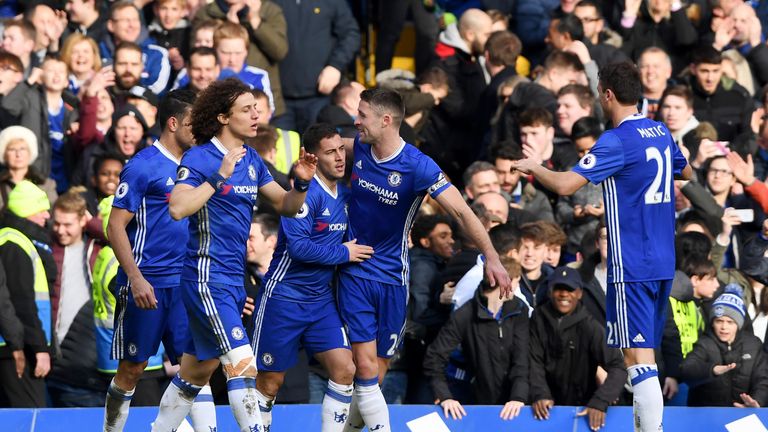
[[166, 177, 174, 186], [632, 333, 646, 343], [356, 160, 362, 169], [322, 208, 331, 216]]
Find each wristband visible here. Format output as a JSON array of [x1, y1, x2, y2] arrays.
[[206, 172, 226, 190], [294, 178, 311, 192]]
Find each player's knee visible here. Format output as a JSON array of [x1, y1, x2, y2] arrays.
[[220, 345, 257, 380], [257, 372, 284, 398], [117, 360, 148, 384], [330, 359, 356, 385], [353, 354, 378, 380]]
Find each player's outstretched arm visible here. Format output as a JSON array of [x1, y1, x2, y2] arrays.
[[108, 208, 157, 309], [434, 186, 513, 297], [261, 148, 318, 216], [510, 158, 588, 196]]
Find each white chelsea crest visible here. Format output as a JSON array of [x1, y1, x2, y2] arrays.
[[387, 171, 402, 187], [248, 164, 257, 181]]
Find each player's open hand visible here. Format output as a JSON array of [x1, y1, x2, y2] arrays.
[[344, 239, 373, 263], [577, 407, 606, 431], [509, 158, 538, 175], [440, 399, 466, 420], [485, 255, 513, 299], [293, 148, 318, 182], [130, 275, 158, 309], [533, 399, 554, 420], [219, 146, 247, 179], [242, 296, 255, 317], [500, 400, 523, 420]]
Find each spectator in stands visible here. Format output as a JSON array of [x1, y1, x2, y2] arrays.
[[24, 3, 67, 59], [60, 33, 103, 96], [212, 22, 274, 107], [62, 0, 108, 45], [492, 145, 554, 222], [173, 46, 219, 94], [244, 213, 278, 335], [101, 1, 171, 95], [556, 83, 595, 138], [476, 30, 522, 148], [689, 45, 753, 142], [273, 0, 360, 133], [149, 0, 191, 74], [680, 288, 768, 407], [659, 85, 700, 151], [540, 221, 567, 267], [195, 0, 289, 117], [1, 20, 38, 79], [253, 89, 299, 175], [576, 221, 608, 323], [529, 267, 627, 431], [189, 18, 217, 49], [462, 161, 501, 201], [556, 117, 603, 260], [374, 0, 439, 75], [424, 256, 528, 419], [0, 260, 24, 407], [0, 126, 57, 209], [518, 221, 554, 308], [0, 181, 56, 408], [46, 188, 105, 407], [727, 151, 768, 214], [317, 80, 364, 138], [638, 47, 672, 119], [125, 87, 160, 144], [110, 42, 150, 105], [715, 3, 768, 92], [618, 0, 698, 74], [520, 107, 579, 173], [246, 123, 290, 193], [473, 192, 509, 227], [83, 154, 123, 221], [572, 0, 628, 68], [0, 52, 24, 129]]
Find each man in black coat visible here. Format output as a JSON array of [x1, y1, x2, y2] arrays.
[[529, 267, 627, 431]]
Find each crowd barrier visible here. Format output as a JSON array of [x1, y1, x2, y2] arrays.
[[1, 404, 767, 431]]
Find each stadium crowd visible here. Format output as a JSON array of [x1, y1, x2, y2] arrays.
[[0, 0, 767, 428]]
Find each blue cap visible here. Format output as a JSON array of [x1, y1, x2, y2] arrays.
[[548, 266, 583, 291]]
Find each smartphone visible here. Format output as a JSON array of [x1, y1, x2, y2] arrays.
[[732, 209, 755, 223], [713, 141, 730, 155]]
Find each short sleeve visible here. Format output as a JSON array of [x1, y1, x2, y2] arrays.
[[670, 138, 688, 176], [415, 153, 451, 198], [113, 160, 149, 213], [176, 149, 207, 188], [256, 155, 274, 187], [572, 132, 625, 184]]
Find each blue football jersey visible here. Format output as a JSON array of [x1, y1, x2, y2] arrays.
[[263, 176, 350, 302], [177, 138, 274, 285], [342, 137, 451, 286], [572, 113, 688, 283], [113, 141, 188, 288]]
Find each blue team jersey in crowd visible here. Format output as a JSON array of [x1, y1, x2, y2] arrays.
[[572, 113, 688, 283], [342, 137, 451, 286], [176, 138, 273, 285], [113, 141, 188, 288], [263, 176, 350, 303]]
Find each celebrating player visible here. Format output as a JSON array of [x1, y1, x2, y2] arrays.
[[253, 123, 373, 431], [340, 88, 512, 431], [511, 62, 692, 432], [150, 78, 317, 432], [104, 89, 217, 432]]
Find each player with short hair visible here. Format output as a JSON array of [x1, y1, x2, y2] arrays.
[[104, 89, 217, 432], [511, 61, 692, 432], [340, 88, 512, 431], [253, 122, 373, 431], [150, 78, 317, 432]]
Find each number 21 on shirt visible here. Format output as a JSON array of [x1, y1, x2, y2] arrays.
[[645, 146, 672, 205]]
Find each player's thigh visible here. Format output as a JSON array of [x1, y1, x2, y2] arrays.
[[252, 296, 305, 372], [160, 286, 190, 364], [337, 273, 378, 345], [181, 281, 249, 361], [304, 300, 354, 381], [606, 281, 661, 349], [113, 284, 165, 362], [375, 284, 407, 359]]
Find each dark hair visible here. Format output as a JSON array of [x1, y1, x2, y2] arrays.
[[190, 77, 251, 144], [520, 221, 550, 245], [189, 46, 217, 62], [484, 30, 521, 68], [360, 88, 405, 127], [411, 214, 452, 248], [491, 145, 524, 162], [558, 83, 594, 110], [158, 89, 196, 132], [252, 213, 279, 238], [519, 107, 553, 128], [109, 0, 139, 20], [303, 122, 340, 154], [661, 85, 694, 110], [540, 220, 567, 247], [574, 0, 602, 16], [598, 61, 642, 105], [555, 14, 584, 42], [571, 116, 604, 140], [4, 19, 36, 43], [330, 81, 357, 106], [490, 224, 521, 255], [674, 231, 712, 269], [681, 256, 717, 279], [544, 50, 584, 73], [691, 45, 723, 65], [462, 161, 496, 188], [92, 153, 125, 178], [247, 124, 278, 156], [252, 88, 269, 103], [417, 67, 450, 88], [0, 52, 23, 73], [115, 41, 143, 58]]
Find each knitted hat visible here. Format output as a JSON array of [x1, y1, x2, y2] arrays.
[[0, 126, 39, 165], [98, 195, 114, 239], [711, 284, 746, 330], [7, 180, 50, 218]]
